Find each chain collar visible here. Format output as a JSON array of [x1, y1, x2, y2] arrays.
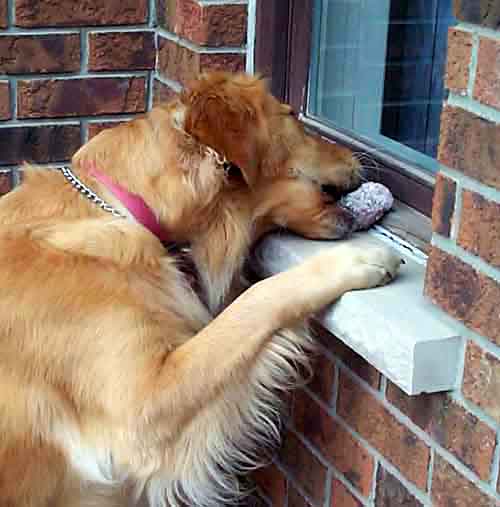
[[59, 166, 125, 218], [205, 145, 228, 167], [59, 142, 230, 218]]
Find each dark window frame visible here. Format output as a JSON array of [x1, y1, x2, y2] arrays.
[[255, 0, 437, 217]]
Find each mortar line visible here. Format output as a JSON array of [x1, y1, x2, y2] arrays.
[[148, 0, 156, 28], [285, 423, 378, 507], [433, 165, 500, 206], [449, 177, 463, 241], [157, 27, 247, 54], [456, 22, 500, 40], [80, 29, 89, 74], [9, 79, 17, 120], [447, 92, 500, 123], [370, 460, 379, 503], [246, 0, 256, 73], [432, 234, 500, 284], [426, 449, 435, 497], [274, 459, 321, 507], [466, 32, 479, 98], [153, 73, 183, 92], [0, 24, 151, 34], [0, 114, 135, 127], [336, 364, 500, 502], [10, 71, 149, 80], [7, 0, 14, 26], [323, 468, 333, 507]]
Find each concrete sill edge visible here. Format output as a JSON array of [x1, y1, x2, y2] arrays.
[[250, 229, 462, 396]]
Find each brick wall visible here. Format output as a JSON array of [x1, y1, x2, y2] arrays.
[[2, 2, 500, 507], [253, 3, 500, 507], [154, 0, 247, 103], [0, 0, 249, 196], [0, 0, 161, 194]]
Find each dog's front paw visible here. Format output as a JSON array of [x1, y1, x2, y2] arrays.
[[313, 243, 403, 292], [345, 245, 403, 290], [276, 243, 404, 323]]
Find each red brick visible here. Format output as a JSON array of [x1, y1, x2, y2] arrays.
[[0, 125, 81, 165], [331, 480, 362, 507], [199, 52, 246, 75], [425, 247, 500, 346], [288, 485, 312, 507], [15, 0, 147, 27], [387, 382, 495, 480], [0, 81, 10, 120], [161, 0, 247, 47], [0, 0, 7, 28], [17, 77, 146, 119], [307, 352, 335, 403], [0, 171, 13, 196], [0, 34, 80, 74], [432, 455, 498, 507], [337, 373, 430, 490], [375, 467, 423, 507], [474, 37, 500, 110], [153, 79, 179, 106], [458, 190, 500, 268], [445, 28, 473, 94], [432, 173, 456, 237], [279, 432, 327, 506], [294, 389, 374, 497], [157, 38, 199, 85], [87, 121, 127, 140], [253, 464, 286, 507], [88, 31, 155, 72], [438, 105, 500, 190], [463, 341, 500, 424], [454, 0, 500, 29], [157, 37, 245, 86], [314, 326, 380, 388]]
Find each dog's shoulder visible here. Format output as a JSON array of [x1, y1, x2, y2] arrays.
[[29, 217, 167, 267]]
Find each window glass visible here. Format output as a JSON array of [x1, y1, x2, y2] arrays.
[[308, 0, 455, 172]]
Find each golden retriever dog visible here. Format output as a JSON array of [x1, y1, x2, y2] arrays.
[[0, 72, 401, 506]]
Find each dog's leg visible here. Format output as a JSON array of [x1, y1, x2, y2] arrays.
[[147, 243, 402, 426], [0, 437, 70, 507]]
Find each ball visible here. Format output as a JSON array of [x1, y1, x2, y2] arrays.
[[339, 182, 394, 231]]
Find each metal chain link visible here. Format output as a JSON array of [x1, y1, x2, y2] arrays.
[[59, 142, 229, 218], [59, 166, 126, 218]]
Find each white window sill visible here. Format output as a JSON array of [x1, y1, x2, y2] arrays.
[[250, 229, 462, 396]]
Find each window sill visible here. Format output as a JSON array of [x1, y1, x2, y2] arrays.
[[250, 228, 461, 396]]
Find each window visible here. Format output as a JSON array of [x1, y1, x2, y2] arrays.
[[255, 0, 456, 218]]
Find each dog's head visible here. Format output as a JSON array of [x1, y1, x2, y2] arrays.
[[173, 72, 363, 311], [179, 72, 361, 241]]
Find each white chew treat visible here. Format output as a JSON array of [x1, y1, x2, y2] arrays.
[[339, 182, 394, 231]]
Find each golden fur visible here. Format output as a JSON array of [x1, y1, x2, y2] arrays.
[[0, 72, 401, 506]]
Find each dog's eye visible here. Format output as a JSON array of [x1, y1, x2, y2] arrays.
[[225, 163, 244, 184]]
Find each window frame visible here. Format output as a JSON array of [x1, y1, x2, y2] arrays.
[[255, 0, 437, 217]]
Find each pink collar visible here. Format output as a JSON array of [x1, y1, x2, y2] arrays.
[[86, 162, 170, 243]]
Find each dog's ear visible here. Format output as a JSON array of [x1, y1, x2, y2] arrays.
[[182, 75, 269, 187]]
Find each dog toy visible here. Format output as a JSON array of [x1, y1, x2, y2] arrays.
[[339, 182, 394, 231]]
